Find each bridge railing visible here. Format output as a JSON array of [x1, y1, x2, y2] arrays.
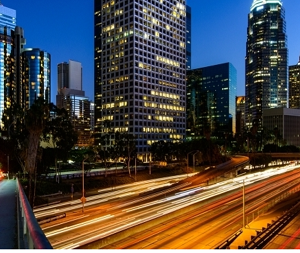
[[17, 179, 52, 249]]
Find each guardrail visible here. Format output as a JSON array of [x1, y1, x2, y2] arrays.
[[17, 179, 52, 249]]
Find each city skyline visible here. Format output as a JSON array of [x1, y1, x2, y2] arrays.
[[5, 0, 300, 102]]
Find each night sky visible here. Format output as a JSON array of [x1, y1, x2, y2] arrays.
[[5, 0, 300, 102]]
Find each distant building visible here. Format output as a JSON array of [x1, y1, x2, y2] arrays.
[[236, 96, 245, 134], [56, 60, 92, 147], [58, 60, 82, 91], [289, 57, 300, 109], [187, 63, 237, 139], [263, 108, 300, 147], [22, 48, 51, 108], [245, 0, 288, 129]]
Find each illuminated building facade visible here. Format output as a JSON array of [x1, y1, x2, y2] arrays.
[[186, 5, 191, 70], [94, 0, 187, 160], [289, 57, 300, 109], [245, 0, 288, 129], [56, 60, 92, 147], [236, 96, 245, 134], [0, 4, 16, 128], [186, 63, 237, 139], [22, 48, 51, 108]]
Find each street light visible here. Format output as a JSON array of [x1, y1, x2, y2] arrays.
[[192, 150, 200, 172], [187, 151, 195, 178], [81, 156, 88, 213], [242, 179, 245, 228], [7, 155, 9, 180], [135, 157, 137, 181]]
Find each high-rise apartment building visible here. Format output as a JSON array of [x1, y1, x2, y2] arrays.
[[94, 0, 187, 161], [289, 57, 300, 109], [0, 4, 16, 128], [186, 63, 237, 139], [22, 48, 51, 108], [245, 0, 288, 129]]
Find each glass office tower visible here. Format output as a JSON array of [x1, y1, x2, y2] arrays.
[[0, 5, 16, 128], [245, 0, 288, 129], [94, 0, 187, 160], [186, 63, 237, 139], [289, 58, 300, 109], [22, 48, 51, 108]]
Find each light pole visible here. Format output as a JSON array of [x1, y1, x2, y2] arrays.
[[192, 150, 200, 172], [187, 151, 194, 178], [242, 179, 245, 228], [7, 155, 9, 180], [149, 153, 152, 175], [81, 157, 88, 213], [135, 157, 137, 181]]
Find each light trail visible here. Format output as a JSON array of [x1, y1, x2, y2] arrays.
[[45, 164, 300, 249]]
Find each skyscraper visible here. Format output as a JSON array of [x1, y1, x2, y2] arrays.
[[245, 0, 288, 129], [289, 57, 300, 109], [186, 63, 237, 139], [22, 48, 51, 108], [94, 0, 187, 161], [186, 5, 191, 70], [56, 60, 92, 147], [0, 4, 16, 128], [57, 60, 82, 91]]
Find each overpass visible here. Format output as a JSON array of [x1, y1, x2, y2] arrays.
[[0, 179, 52, 249]]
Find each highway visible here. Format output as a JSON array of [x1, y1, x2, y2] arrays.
[[37, 163, 300, 249]]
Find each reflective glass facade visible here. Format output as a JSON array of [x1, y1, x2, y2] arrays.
[[22, 48, 51, 108], [0, 5, 16, 128], [186, 63, 237, 139], [245, 0, 288, 128], [94, 0, 187, 159]]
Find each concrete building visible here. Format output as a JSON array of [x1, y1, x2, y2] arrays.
[[94, 0, 187, 160], [263, 108, 300, 147]]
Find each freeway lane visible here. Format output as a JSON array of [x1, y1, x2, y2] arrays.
[[40, 165, 300, 249], [103, 170, 300, 249], [34, 173, 197, 220]]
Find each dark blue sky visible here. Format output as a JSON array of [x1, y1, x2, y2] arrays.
[[5, 0, 300, 102]]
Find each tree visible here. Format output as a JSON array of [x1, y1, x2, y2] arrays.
[[1, 102, 27, 175], [24, 97, 50, 206], [114, 132, 136, 177], [97, 133, 113, 177], [43, 105, 78, 181]]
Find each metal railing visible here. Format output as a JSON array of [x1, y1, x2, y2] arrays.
[[17, 179, 52, 249]]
